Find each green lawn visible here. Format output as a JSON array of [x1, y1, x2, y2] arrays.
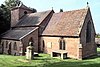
[[0, 48, 100, 67], [97, 48, 100, 53]]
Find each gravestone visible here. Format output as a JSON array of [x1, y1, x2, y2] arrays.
[[26, 42, 34, 60]]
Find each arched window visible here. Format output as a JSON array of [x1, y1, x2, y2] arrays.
[[13, 42, 17, 50], [43, 40, 45, 48], [59, 40, 62, 49], [86, 21, 91, 43], [6, 41, 8, 48], [42, 40, 45, 52], [0, 41, 4, 53], [59, 38, 66, 50], [8, 42, 12, 55]]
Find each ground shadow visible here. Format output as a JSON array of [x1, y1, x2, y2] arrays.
[[16, 56, 100, 67], [83, 55, 100, 60], [42, 61, 100, 67]]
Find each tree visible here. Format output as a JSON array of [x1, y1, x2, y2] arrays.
[[0, 0, 21, 34], [4, 0, 37, 12], [0, 0, 37, 34], [0, 4, 10, 34], [4, 0, 17, 9]]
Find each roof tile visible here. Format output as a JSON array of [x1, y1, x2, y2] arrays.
[[42, 8, 88, 36]]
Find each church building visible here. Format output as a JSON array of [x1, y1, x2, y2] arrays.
[[0, 2, 97, 59]]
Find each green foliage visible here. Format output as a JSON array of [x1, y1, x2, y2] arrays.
[[0, 4, 10, 34], [4, 0, 17, 9], [0, 0, 36, 34], [0, 48, 100, 67], [0, 0, 18, 34]]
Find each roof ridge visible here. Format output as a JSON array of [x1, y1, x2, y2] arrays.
[[14, 10, 53, 27], [27, 10, 53, 15], [54, 8, 88, 14]]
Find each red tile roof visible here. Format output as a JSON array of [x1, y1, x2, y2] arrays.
[[42, 8, 88, 36]]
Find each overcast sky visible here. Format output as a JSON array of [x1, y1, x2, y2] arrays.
[[0, 0, 100, 33]]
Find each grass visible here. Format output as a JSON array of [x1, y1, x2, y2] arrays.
[[97, 48, 100, 52], [0, 48, 100, 67]]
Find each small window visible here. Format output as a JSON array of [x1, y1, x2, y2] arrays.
[[24, 11, 27, 14], [59, 38, 66, 50], [43, 40, 45, 48], [42, 40, 45, 52], [13, 42, 17, 50], [6, 41, 8, 48]]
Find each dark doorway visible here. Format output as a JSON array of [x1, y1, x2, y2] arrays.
[[8, 43, 11, 55], [43, 40, 45, 52], [0, 42, 4, 54]]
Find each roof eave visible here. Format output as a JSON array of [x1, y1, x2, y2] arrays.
[[41, 35, 79, 38], [1, 38, 20, 41], [79, 9, 89, 37]]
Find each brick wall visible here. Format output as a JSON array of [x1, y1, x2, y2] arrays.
[[0, 28, 38, 56], [38, 10, 54, 52], [21, 28, 38, 53], [80, 8, 97, 58], [0, 39, 22, 55], [41, 37, 80, 59], [11, 8, 33, 27]]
